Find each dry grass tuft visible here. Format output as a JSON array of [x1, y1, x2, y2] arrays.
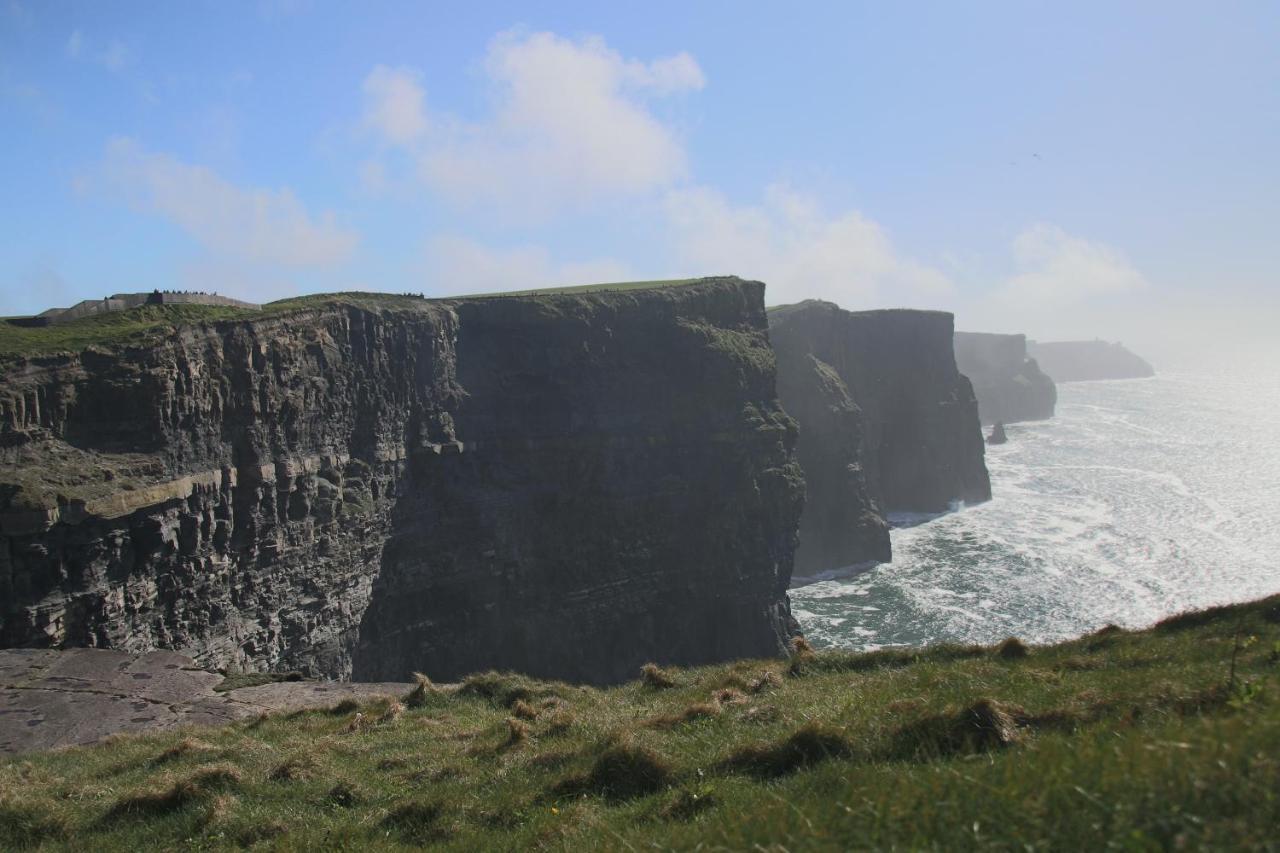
[[102, 764, 243, 824], [269, 756, 316, 783], [511, 699, 539, 720], [891, 699, 1024, 760], [788, 637, 816, 676], [645, 700, 722, 729], [748, 670, 783, 693], [330, 698, 361, 715], [723, 721, 855, 778], [504, 717, 530, 748], [377, 701, 405, 725], [404, 673, 440, 708], [640, 663, 678, 689], [741, 705, 781, 724], [996, 637, 1030, 660], [557, 738, 675, 801], [715, 688, 748, 705], [152, 737, 217, 766], [542, 709, 575, 736]]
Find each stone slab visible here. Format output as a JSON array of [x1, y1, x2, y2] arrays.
[[0, 649, 415, 756]]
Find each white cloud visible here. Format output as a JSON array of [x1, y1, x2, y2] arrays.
[[422, 234, 632, 296], [66, 30, 82, 58], [101, 40, 129, 72], [362, 31, 703, 214], [362, 65, 428, 145], [664, 184, 952, 307], [997, 224, 1149, 309], [101, 136, 358, 267]]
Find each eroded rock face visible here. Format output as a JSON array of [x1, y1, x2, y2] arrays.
[[954, 332, 1057, 426], [0, 279, 803, 685], [769, 302, 990, 576]]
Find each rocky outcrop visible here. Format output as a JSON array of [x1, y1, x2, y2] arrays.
[[0, 278, 804, 685], [1027, 340, 1155, 383], [954, 332, 1057, 425], [768, 302, 990, 577]]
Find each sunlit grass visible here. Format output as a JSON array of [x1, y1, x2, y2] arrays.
[[1, 594, 1276, 849]]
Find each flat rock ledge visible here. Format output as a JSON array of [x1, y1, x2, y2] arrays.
[[0, 648, 414, 756]]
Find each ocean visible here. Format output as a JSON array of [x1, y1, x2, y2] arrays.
[[790, 364, 1280, 650]]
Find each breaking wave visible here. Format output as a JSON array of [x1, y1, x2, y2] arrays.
[[791, 365, 1280, 650]]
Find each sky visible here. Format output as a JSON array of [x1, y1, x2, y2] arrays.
[[3, 1, 1278, 358]]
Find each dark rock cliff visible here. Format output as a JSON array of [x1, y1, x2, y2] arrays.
[[954, 332, 1057, 425], [1027, 340, 1155, 383], [0, 278, 804, 685], [768, 301, 991, 576]]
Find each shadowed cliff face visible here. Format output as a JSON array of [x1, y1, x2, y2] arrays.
[[769, 301, 990, 577], [0, 279, 803, 684], [954, 332, 1057, 426]]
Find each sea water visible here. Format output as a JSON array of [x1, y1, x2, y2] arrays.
[[790, 364, 1280, 650]]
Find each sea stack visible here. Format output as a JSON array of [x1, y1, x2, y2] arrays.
[[769, 301, 991, 577], [0, 278, 804, 685], [954, 331, 1057, 425]]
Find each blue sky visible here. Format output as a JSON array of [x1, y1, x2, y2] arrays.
[[3, 1, 1277, 352]]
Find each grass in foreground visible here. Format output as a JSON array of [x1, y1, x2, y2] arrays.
[[2, 594, 1278, 850]]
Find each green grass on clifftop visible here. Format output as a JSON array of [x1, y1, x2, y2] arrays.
[[1, 280, 711, 360], [3, 594, 1278, 851]]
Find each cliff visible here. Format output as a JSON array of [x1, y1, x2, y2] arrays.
[[1027, 340, 1155, 383], [768, 302, 990, 576], [953, 332, 1057, 425], [0, 278, 804, 685]]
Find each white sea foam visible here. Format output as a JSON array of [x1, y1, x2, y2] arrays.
[[792, 366, 1280, 651]]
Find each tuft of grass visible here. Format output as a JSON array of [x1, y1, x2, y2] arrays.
[[329, 699, 360, 715], [559, 739, 676, 801], [503, 718, 530, 749], [511, 699, 539, 720], [646, 701, 722, 729], [2, 592, 1277, 850], [890, 699, 1023, 760], [640, 663, 678, 689], [382, 800, 448, 844], [723, 721, 855, 778], [0, 800, 68, 849], [326, 782, 360, 808], [996, 637, 1031, 660], [101, 765, 243, 824], [151, 738, 217, 765], [268, 756, 316, 783], [404, 672, 442, 708]]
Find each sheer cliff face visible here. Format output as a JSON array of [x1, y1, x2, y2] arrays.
[[0, 279, 803, 685], [954, 332, 1057, 426], [1027, 340, 1155, 383], [769, 302, 990, 576]]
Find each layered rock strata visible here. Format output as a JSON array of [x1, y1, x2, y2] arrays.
[[0, 278, 803, 685], [768, 302, 991, 577], [954, 331, 1057, 425]]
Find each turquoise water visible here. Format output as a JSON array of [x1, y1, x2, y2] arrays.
[[790, 366, 1280, 650]]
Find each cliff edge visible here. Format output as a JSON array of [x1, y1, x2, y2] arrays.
[[954, 331, 1057, 425], [0, 278, 804, 685], [768, 301, 990, 577], [1027, 340, 1155, 383]]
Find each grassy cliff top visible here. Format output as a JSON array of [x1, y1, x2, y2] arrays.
[[0, 279, 712, 360], [2, 593, 1277, 850]]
